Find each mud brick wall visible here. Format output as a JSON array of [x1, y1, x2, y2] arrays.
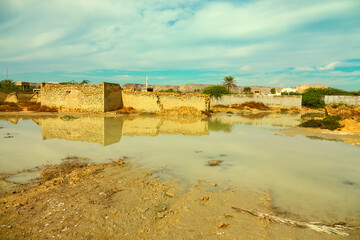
[[41, 83, 122, 112], [211, 95, 302, 108], [122, 91, 210, 112], [41, 84, 105, 112]]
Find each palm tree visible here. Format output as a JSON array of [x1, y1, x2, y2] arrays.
[[222, 75, 236, 91]]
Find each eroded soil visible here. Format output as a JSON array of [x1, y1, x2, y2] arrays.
[[1, 158, 359, 239]]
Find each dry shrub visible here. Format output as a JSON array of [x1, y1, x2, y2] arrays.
[[231, 101, 270, 110], [325, 105, 360, 118], [40, 157, 90, 181], [116, 107, 138, 114], [0, 103, 22, 112], [37, 106, 58, 112], [17, 101, 57, 112], [18, 101, 39, 108]]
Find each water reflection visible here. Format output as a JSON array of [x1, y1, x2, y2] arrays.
[[0, 113, 359, 225], [36, 115, 209, 146], [211, 113, 301, 128]]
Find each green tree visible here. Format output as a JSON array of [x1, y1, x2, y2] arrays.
[[222, 75, 236, 91], [202, 85, 230, 98], [0, 79, 20, 92], [270, 88, 276, 94], [80, 80, 91, 84], [243, 87, 252, 93]]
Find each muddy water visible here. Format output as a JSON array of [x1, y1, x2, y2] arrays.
[[0, 113, 359, 225]]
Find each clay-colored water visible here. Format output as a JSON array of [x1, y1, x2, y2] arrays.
[[0, 113, 359, 226]]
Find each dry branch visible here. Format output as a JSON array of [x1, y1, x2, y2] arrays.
[[232, 207, 352, 236]]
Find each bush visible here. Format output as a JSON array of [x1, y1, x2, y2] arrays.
[[302, 88, 359, 109], [299, 116, 343, 131], [202, 85, 230, 99]]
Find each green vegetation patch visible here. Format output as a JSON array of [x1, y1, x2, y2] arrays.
[[202, 85, 230, 99], [61, 115, 78, 121], [302, 88, 360, 109], [299, 116, 343, 131]]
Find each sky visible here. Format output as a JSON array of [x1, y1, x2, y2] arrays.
[[0, 0, 360, 90]]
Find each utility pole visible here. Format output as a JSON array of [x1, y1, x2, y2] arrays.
[[146, 76, 148, 90]]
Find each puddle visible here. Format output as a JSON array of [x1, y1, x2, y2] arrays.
[[6, 170, 40, 184], [0, 114, 359, 225]]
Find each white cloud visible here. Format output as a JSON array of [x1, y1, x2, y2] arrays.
[[294, 66, 315, 71], [268, 79, 279, 85], [318, 62, 341, 71], [238, 65, 252, 73], [0, 0, 359, 90]]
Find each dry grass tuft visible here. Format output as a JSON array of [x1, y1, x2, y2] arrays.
[[115, 107, 138, 114], [0, 103, 22, 112], [232, 101, 270, 110]]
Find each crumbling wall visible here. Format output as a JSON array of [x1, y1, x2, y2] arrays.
[[16, 92, 34, 101], [104, 83, 123, 111], [122, 91, 210, 112], [41, 83, 105, 112], [5, 93, 19, 103], [0, 92, 33, 102], [211, 95, 302, 108]]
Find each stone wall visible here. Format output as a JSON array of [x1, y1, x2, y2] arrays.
[[104, 82, 123, 111], [210, 95, 302, 108], [41, 82, 122, 112], [122, 91, 210, 112], [323, 95, 360, 106]]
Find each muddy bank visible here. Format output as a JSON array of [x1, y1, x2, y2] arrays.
[[1, 158, 358, 239], [271, 127, 360, 146]]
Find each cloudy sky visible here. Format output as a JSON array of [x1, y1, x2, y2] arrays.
[[1, 0, 359, 90]]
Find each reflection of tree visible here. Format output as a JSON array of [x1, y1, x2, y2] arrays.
[[208, 119, 232, 133], [239, 112, 271, 120]]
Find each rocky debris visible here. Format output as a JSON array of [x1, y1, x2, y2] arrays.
[[115, 107, 138, 114], [339, 119, 360, 134], [207, 160, 223, 166], [325, 105, 360, 119]]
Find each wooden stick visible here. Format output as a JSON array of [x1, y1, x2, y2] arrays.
[[232, 207, 352, 236]]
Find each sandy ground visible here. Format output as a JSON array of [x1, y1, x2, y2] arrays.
[[1, 158, 359, 240]]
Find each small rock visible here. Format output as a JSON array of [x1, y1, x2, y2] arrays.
[[202, 196, 210, 201], [218, 223, 229, 228], [343, 180, 356, 185], [207, 160, 223, 167], [166, 191, 175, 197]]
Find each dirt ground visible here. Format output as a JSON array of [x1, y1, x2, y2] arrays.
[[1, 158, 359, 240]]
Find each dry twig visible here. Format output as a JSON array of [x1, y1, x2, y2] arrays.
[[232, 207, 352, 236]]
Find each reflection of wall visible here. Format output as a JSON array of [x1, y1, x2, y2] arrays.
[[121, 116, 209, 136], [122, 91, 210, 112], [211, 95, 302, 108], [37, 115, 209, 146], [211, 114, 301, 127], [38, 117, 123, 146]]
